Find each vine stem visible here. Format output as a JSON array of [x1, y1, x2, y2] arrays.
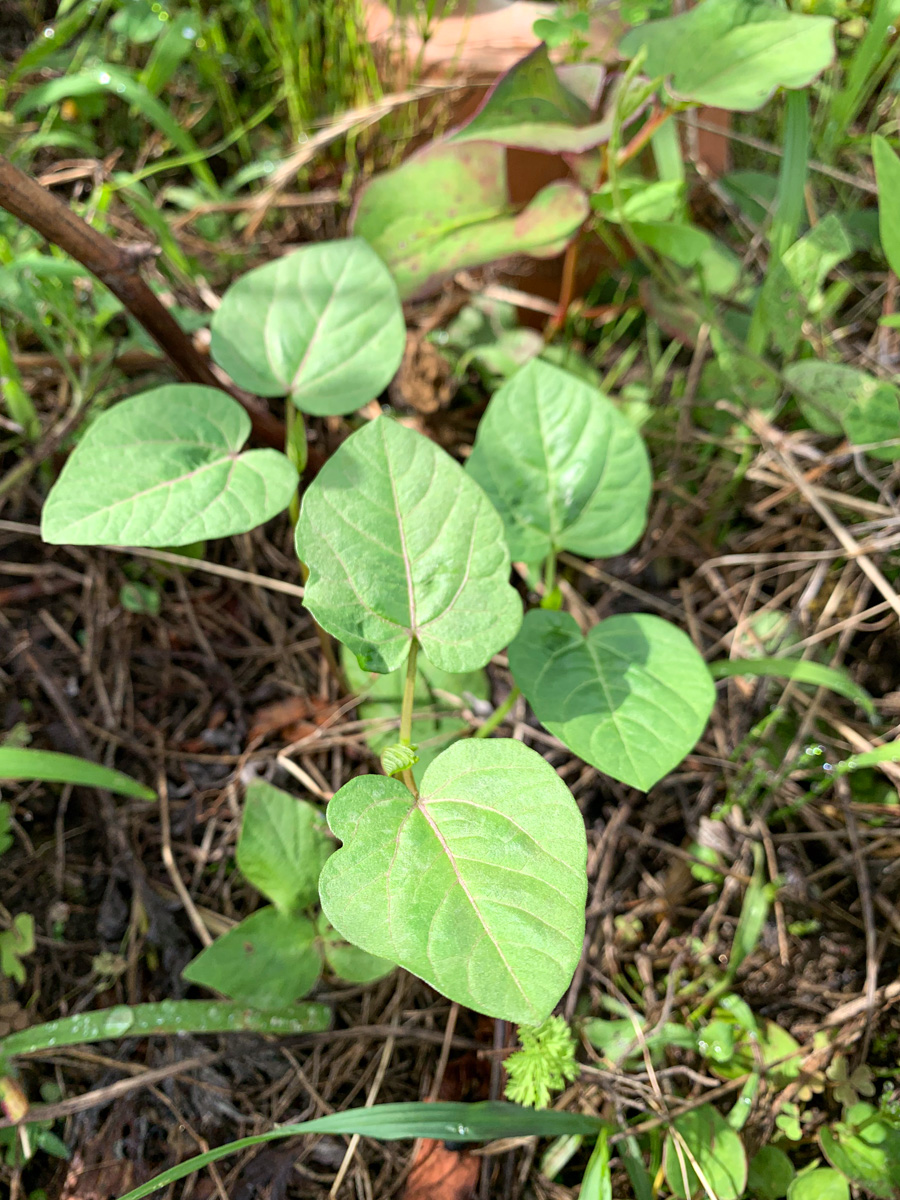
[[473, 687, 520, 740], [543, 552, 557, 600], [285, 404, 306, 527], [0, 154, 285, 449], [398, 639, 419, 796]]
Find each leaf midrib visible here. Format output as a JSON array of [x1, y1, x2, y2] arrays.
[[56, 454, 241, 531], [416, 799, 531, 1009]]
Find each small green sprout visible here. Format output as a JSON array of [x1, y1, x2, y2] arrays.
[[504, 1016, 579, 1109]]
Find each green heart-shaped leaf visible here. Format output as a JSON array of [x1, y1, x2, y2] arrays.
[[182, 908, 321, 1010], [448, 45, 612, 153], [509, 610, 715, 791], [787, 1169, 848, 1200], [465, 359, 651, 562], [353, 140, 588, 299], [41, 385, 297, 548], [619, 0, 834, 111], [237, 780, 333, 914], [210, 238, 405, 415], [318, 917, 395, 984], [296, 417, 522, 674], [319, 738, 587, 1024]]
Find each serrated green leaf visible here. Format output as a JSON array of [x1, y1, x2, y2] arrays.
[[466, 359, 651, 563], [0, 748, 155, 801], [41, 386, 298, 548], [448, 45, 611, 153], [664, 1104, 747, 1200], [709, 657, 876, 720], [509, 610, 714, 791], [353, 140, 588, 299], [182, 908, 321, 1009], [237, 780, 333, 913], [319, 738, 587, 1024], [210, 239, 405, 416], [619, 0, 834, 111], [343, 646, 489, 782], [296, 417, 522, 674]]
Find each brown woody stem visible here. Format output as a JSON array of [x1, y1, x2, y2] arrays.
[[0, 155, 284, 448]]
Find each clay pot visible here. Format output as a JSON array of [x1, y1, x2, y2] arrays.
[[360, 1, 730, 320]]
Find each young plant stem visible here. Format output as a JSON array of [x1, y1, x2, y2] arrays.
[[285, 404, 308, 527], [543, 552, 557, 598], [616, 104, 673, 169], [547, 240, 579, 337], [0, 155, 284, 448], [398, 638, 420, 795], [473, 687, 520, 739]]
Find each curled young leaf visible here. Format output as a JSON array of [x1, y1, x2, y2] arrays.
[[41, 386, 298, 548], [466, 359, 651, 562], [319, 738, 587, 1025], [343, 647, 489, 783], [380, 743, 419, 777], [296, 417, 522, 674]]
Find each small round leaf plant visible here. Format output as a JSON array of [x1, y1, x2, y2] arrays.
[[40, 237, 715, 1024]]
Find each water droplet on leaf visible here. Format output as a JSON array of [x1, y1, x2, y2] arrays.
[[103, 1006, 135, 1036]]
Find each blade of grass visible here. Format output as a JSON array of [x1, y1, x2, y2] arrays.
[[4, 0, 113, 91], [746, 90, 810, 353], [823, 0, 900, 159], [836, 742, 900, 773], [118, 1103, 605, 1200], [0, 1000, 331, 1066], [0, 747, 155, 800], [581, 1127, 613, 1200], [139, 12, 198, 97], [770, 90, 809, 262], [709, 657, 876, 720], [0, 315, 40, 440], [14, 65, 221, 198]]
